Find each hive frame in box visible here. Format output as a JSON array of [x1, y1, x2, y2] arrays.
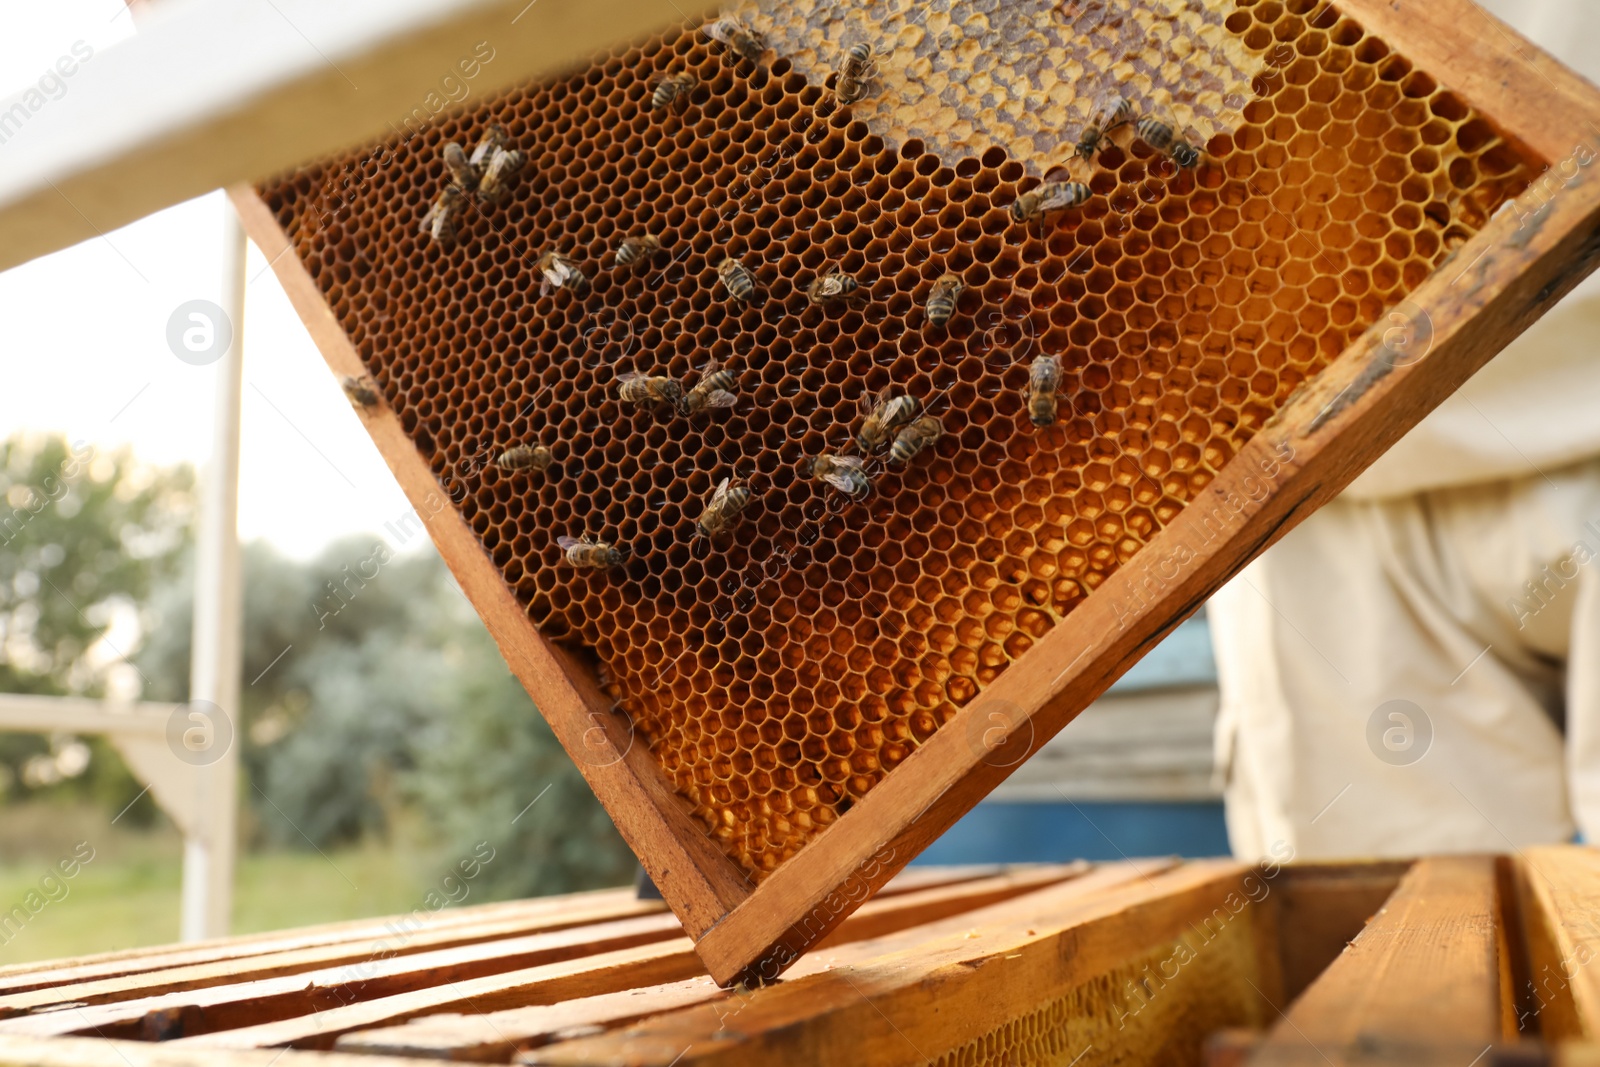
[[235, 0, 1600, 986]]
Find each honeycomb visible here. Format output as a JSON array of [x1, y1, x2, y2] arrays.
[[256, 0, 1539, 881], [928, 921, 1262, 1066]]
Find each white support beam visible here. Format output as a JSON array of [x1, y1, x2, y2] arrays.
[[0, 694, 214, 847], [0, 0, 711, 274], [0, 695, 173, 737], [176, 202, 249, 942]]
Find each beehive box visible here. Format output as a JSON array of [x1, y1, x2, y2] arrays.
[[234, 0, 1600, 984], [3, 851, 1600, 1064]]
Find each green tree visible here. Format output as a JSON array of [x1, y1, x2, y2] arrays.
[[400, 594, 639, 897], [138, 532, 635, 893], [0, 432, 635, 894], [0, 435, 193, 811]]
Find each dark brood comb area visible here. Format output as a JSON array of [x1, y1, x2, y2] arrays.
[[257, 0, 1540, 879]]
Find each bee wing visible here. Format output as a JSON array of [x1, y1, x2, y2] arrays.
[[710, 476, 731, 505], [702, 390, 738, 410], [556, 536, 582, 550], [1104, 97, 1134, 130], [1040, 185, 1074, 210], [698, 355, 720, 375], [820, 469, 863, 493], [834, 455, 865, 471], [469, 127, 506, 167], [617, 371, 644, 384], [480, 150, 505, 178], [442, 142, 473, 182]]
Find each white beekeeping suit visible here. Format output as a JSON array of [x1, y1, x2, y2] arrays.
[[1211, 0, 1600, 859]]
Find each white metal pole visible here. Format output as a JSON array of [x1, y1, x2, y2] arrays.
[[180, 201, 246, 941]]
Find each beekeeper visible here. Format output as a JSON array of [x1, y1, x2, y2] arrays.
[[1210, 0, 1600, 859]]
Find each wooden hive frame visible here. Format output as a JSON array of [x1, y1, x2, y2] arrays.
[[5, 851, 1600, 1062], [235, 0, 1600, 986]]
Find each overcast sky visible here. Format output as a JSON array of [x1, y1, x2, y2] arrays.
[[0, 0, 419, 558]]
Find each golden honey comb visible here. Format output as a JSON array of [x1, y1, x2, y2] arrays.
[[257, 0, 1539, 881]]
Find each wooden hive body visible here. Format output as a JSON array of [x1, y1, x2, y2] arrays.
[[6, 851, 1600, 1062], [236, 0, 1600, 984]]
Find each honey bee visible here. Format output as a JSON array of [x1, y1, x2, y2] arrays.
[[468, 125, 510, 170], [810, 453, 871, 499], [704, 17, 767, 67], [496, 444, 553, 472], [475, 145, 525, 206], [835, 43, 876, 104], [617, 372, 685, 409], [926, 273, 965, 328], [717, 257, 757, 302], [615, 234, 664, 267], [651, 72, 697, 112], [442, 141, 478, 192], [698, 476, 754, 537], [420, 183, 467, 245], [807, 269, 861, 306], [557, 535, 628, 569], [1076, 96, 1134, 161], [537, 250, 589, 297], [1008, 181, 1092, 225], [889, 416, 943, 465], [857, 389, 919, 452], [1134, 115, 1202, 168], [341, 375, 380, 407], [682, 358, 739, 415], [1027, 353, 1061, 427]]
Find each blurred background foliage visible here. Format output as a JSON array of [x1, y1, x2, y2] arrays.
[[0, 432, 635, 941]]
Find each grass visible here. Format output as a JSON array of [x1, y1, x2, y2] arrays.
[[0, 804, 477, 966]]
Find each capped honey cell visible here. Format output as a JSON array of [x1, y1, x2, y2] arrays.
[[258, 0, 1539, 880]]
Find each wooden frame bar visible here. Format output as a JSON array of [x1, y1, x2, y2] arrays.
[[0, 0, 716, 274], [233, 0, 1600, 985]]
